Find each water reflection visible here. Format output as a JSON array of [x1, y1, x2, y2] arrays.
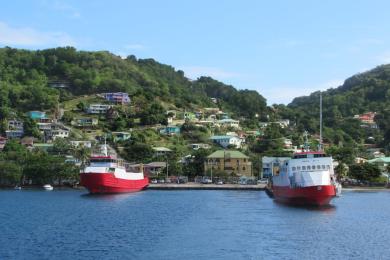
[[274, 200, 337, 213], [81, 191, 143, 201]]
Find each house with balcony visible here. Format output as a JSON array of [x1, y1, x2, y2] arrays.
[[43, 123, 70, 141], [102, 92, 130, 104], [216, 119, 240, 129], [6, 119, 24, 139], [204, 150, 252, 176], [210, 135, 242, 149]]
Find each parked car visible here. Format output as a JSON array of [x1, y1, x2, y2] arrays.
[[202, 178, 212, 184], [151, 179, 158, 184], [257, 178, 269, 184], [217, 180, 224, 185]]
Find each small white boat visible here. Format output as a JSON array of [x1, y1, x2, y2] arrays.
[[14, 186, 22, 190], [43, 184, 54, 191]]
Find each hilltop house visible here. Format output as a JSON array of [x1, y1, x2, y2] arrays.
[[43, 123, 70, 141], [159, 126, 181, 135], [216, 119, 240, 129], [354, 112, 378, 128], [111, 132, 131, 142], [70, 140, 92, 148], [153, 147, 172, 157], [101, 92, 130, 104], [6, 119, 24, 139], [86, 104, 113, 114], [210, 135, 242, 149], [204, 150, 252, 177], [190, 143, 211, 150], [71, 117, 99, 127]]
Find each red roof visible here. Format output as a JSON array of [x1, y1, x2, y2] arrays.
[[90, 155, 113, 159]]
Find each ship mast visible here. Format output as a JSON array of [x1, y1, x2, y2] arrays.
[[103, 135, 108, 156], [319, 92, 323, 151]]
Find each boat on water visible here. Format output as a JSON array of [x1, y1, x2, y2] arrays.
[[269, 93, 341, 206], [43, 184, 54, 191], [80, 142, 149, 194], [269, 149, 340, 206]]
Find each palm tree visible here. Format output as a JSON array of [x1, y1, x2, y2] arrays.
[[73, 146, 91, 169]]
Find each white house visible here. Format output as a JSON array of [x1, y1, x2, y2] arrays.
[[87, 104, 113, 114], [210, 135, 242, 148], [217, 119, 240, 129]]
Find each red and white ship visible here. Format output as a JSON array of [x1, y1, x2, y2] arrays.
[[270, 149, 340, 206], [270, 94, 341, 206], [80, 144, 149, 194]]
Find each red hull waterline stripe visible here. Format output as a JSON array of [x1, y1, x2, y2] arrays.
[[80, 173, 149, 194], [272, 185, 336, 206]]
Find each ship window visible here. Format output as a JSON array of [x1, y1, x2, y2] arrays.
[[312, 165, 315, 170], [297, 166, 301, 170], [317, 165, 321, 170], [302, 166, 306, 170], [307, 166, 311, 170], [327, 165, 330, 169], [292, 167, 296, 171], [322, 165, 325, 169]]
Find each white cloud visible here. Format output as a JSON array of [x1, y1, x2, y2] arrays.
[[180, 66, 241, 80], [0, 21, 76, 47], [124, 44, 146, 50]]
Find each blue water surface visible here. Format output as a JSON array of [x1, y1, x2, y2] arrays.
[[1, 189, 390, 260]]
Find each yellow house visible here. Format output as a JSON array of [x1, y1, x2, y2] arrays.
[[204, 150, 252, 176]]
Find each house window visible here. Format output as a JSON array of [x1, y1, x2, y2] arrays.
[[317, 165, 321, 170], [243, 167, 246, 171], [322, 165, 325, 169], [307, 166, 310, 170], [297, 166, 301, 170], [292, 167, 296, 171], [302, 166, 306, 170]]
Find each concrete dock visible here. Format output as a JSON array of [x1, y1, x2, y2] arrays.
[[148, 182, 266, 190]]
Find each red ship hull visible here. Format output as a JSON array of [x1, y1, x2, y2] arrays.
[[272, 185, 336, 206], [80, 173, 149, 194]]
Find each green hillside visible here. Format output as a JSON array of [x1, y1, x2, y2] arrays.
[[0, 47, 266, 118], [280, 65, 390, 151]]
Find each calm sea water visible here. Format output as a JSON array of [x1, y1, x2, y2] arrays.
[[1, 189, 390, 260]]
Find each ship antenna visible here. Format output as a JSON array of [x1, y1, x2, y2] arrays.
[[103, 134, 108, 156], [319, 92, 323, 151], [304, 130, 309, 151]]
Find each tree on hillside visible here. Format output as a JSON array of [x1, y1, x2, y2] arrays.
[[348, 163, 381, 182]]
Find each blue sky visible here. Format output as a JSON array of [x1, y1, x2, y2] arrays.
[[1, 0, 390, 104]]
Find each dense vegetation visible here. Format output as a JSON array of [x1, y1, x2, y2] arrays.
[[1, 46, 390, 185], [0, 47, 266, 118], [275, 65, 390, 159]]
